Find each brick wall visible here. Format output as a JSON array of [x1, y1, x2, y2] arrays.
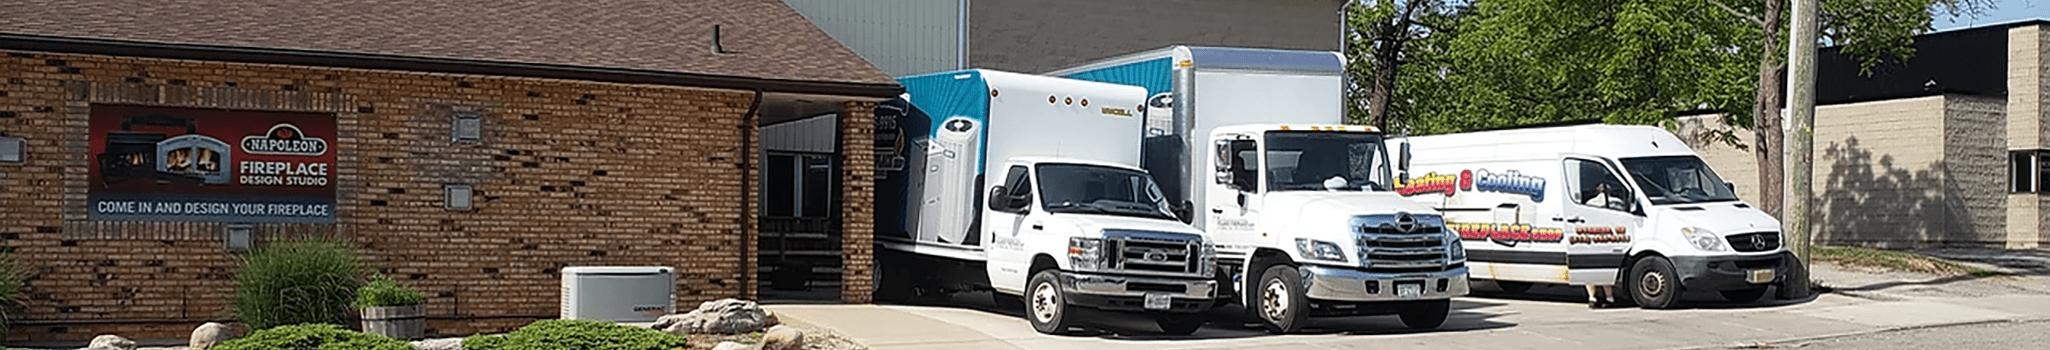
[[970, 0, 1346, 73], [0, 50, 770, 341], [1812, 96, 1949, 248], [836, 101, 876, 304], [1944, 95, 2008, 246]]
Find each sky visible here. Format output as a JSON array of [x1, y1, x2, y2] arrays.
[[1933, 0, 2050, 31]]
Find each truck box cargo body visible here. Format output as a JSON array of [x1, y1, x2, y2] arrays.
[[1396, 125, 1793, 308], [874, 69, 1216, 334], [1050, 47, 1467, 333]]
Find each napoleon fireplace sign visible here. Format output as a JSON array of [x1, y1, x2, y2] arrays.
[[87, 105, 338, 223]]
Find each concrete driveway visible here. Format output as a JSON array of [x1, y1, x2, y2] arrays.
[[769, 275, 2050, 350]]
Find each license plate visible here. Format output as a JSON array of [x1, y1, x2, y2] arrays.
[[1143, 293, 1172, 310], [1748, 269, 1775, 284], [1396, 283, 1423, 299]]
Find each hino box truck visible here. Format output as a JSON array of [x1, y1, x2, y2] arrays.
[[1396, 124, 1793, 309], [873, 69, 1218, 335], [1049, 46, 1467, 333]]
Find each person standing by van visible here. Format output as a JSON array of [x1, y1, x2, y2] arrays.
[[1580, 183, 1623, 308]]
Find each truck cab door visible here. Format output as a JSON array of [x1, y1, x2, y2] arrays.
[[984, 165, 1036, 293], [1560, 156, 1644, 286], [1207, 137, 1262, 244]]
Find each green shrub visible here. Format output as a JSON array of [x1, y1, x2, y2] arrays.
[[233, 236, 363, 330], [210, 323, 412, 350], [463, 319, 691, 350], [354, 275, 424, 309], [0, 250, 22, 331]]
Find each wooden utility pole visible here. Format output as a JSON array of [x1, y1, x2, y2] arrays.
[[1782, 0, 1819, 298]]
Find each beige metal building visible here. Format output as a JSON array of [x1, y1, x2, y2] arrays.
[[1679, 20, 2046, 249]]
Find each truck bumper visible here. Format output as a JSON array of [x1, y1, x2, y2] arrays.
[[1059, 272, 1217, 313], [1300, 265, 1469, 302], [1670, 252, 1790, 292]]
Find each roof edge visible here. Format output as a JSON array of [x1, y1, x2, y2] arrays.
[[0, 33, 903, 98]]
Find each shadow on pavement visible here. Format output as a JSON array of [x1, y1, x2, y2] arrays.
[[880, 289, 1518, 340], [1912, 248, 2050, 277], [1465, 279, 1818, 310]]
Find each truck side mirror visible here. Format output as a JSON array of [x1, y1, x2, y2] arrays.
[[987, 186, 1009, 212], [1229, 140, 1258, 191], [1399, 141, 1412, 172], [1725, 181, 1737, 193]]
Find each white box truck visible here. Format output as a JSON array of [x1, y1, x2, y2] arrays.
[[873, 69, 1218, 335], [1396, 124, 1792, 309], [1050, 46, 1467, 333]]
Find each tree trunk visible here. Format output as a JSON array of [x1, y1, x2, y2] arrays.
[[1751, 0, 1786, 219]]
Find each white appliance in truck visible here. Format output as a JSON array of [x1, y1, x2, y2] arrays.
[[1397, 124, 1793, 308], [873, 69, 1217, 335], [1050, 46, 1467, 333]]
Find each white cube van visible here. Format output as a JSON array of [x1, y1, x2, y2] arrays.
[[1395, 124, 1791, 308]]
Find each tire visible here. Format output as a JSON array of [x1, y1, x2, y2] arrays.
[[873, 259, 912, 302], [1720, 287, 1769, 303], [1398, 299, 1450, 329], [1025, 270, 1077, 334], [1254, 265, 1310, 334], [1628, 256, 1682, 309], [1154, 315, 1206, 335], [1494, 281, 1534, 294]]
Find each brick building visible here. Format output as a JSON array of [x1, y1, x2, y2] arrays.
[[780, 0, 1347, 76], [0, 0, 898, 342], [1678, 20, 2045, 249]]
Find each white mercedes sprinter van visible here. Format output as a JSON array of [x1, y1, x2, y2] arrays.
[[1396, 124, 1791, 308]]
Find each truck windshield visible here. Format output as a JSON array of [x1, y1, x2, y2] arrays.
[[1265, 131, 1393, 192], [1036, 163, 1178, 221], [1619, 156, 1740, 205]]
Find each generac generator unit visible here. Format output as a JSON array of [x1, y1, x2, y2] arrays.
[[560, 266, 675, 322]]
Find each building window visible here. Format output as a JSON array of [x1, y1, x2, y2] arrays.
[[0, 136, 23, 164], [764, 153, 836, 218], [452, 113, 482, 142], [2014, 150, 2050, 193], [445, 184, 474, 210]]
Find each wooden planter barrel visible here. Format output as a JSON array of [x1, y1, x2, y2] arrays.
[[360, 304, 425, 340]]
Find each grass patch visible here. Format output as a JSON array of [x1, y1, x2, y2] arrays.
[[1812, 245, 2003, 277]]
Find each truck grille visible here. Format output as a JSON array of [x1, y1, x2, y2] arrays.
[[1725, 232, 1781, 252], [1352, 213, 1455, 273], [1104, 230, 1207, 277]]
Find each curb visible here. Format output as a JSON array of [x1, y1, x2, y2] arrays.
[[1656, 316, 2050, 350]]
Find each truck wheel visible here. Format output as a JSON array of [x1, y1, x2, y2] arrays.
[[1628, 256, 1682, 309], [1399, 299, 1450, 329], [1154, 315, 1205, 335], [1494, 281, 1534, 294], [1720, 287, 1768, 303], [1025, 270, 1077, 334], [1255, 265, 1309, 334], [874, 259, 912, 302]]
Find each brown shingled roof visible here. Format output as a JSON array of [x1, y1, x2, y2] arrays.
[[0, 0, 899, 96]]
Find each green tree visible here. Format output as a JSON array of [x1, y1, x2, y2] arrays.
[[1343, 0, 1463, 130], [1393, 0, 1757, 134]]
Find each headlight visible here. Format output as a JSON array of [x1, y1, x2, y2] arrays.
[[1447, 236, 1466, 263], [1294, 238, 1347, 263], [1069, 237, 1105, 270], [1682, 227, 1726, 251]]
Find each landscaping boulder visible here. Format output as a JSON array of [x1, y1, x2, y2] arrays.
[[412, 337, 467, 350], [85, 334, 135, 350], [760, 325, 807, 350], [651, 298, 776, 334], [712, 341, 752, 350], [189, 322, 235, 349]]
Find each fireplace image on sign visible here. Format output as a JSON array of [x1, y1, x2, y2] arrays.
[[97, 113, 231, 186]]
